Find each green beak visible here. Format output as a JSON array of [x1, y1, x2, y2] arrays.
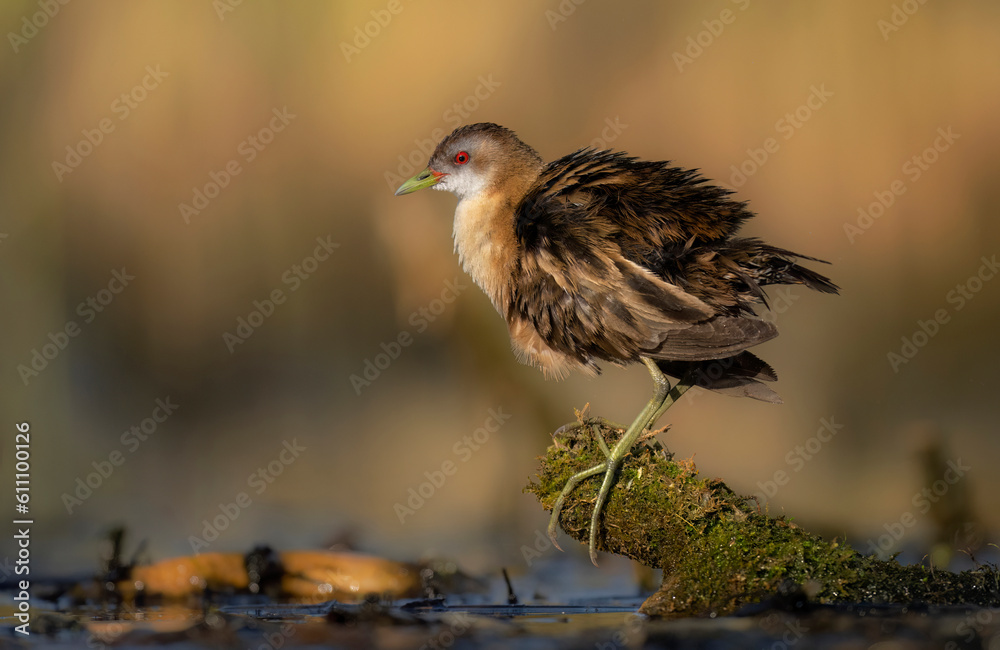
[[394, 167, 444, 196]]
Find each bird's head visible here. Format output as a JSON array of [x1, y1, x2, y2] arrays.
[[395, 123, 543, 201]]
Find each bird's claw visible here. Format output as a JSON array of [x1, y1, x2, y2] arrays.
[[546, 520, 564, 552]]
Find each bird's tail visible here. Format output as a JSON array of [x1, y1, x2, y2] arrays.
[[656, 352, 782, 404], [754, 243, 840, 295]]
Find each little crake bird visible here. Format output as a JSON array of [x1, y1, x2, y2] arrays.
[[395, 123, 838, 565]]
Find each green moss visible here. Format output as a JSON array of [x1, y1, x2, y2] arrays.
[[526, 419, 1000, 616]]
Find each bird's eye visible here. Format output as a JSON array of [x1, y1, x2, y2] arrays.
[[454, 151, 470, 165]]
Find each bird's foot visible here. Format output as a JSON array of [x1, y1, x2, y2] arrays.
[[546, 460, 607, 552], [547, 363, 693, 566], [582, 420, 666, 564], [547, 420, 633, 562], [588, 454, 628, 566]]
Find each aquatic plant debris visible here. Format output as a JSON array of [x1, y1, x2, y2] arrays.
[[526, 416, 1000, 616]]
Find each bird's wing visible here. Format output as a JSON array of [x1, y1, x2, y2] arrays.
[[517, 149, 752, 251], [510, 215, 777, 364], [511, 150, 776, 364]]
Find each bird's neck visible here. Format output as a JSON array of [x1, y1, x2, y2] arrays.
[[452, 189, 521, 313]]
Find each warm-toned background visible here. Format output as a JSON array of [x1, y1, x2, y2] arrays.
[[3, 1, 998, 580]]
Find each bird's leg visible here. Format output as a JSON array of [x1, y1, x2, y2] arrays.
[[546, 462, 607, 551], [546, 358, 693, 565], [549, 425, 611, 551], [640, 362, 693, 434], [587, 360, 693, 565], [547, 415, 659, 552], [583, 358, 680, 564], [591, 424, 612, 460]]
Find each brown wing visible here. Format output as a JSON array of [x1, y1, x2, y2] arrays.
[[507, 147, 836, 398], [509, 209, 777, 370], [518, 149, 753, 251], [510, 149, 776, 369]]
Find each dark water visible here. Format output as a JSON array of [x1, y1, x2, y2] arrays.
[[4, 550, 1000, 648], [4, 591, 1000, 649]]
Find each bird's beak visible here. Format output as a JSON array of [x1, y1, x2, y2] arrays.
[[394, 168, 446, 196]]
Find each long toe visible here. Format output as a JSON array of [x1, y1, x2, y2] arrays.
[[547, 513, 564, 551], [546, 460, 609, 554], [588, 459, 626, 566]]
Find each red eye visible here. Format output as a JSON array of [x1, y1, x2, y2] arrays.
[[454, 151, 470, 165]]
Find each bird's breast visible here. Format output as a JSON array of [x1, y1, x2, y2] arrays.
[[452, 194, 519, 313]]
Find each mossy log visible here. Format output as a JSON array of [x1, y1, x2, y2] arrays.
[[526, 417, 1000, 616]]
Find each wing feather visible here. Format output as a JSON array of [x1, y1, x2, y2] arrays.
[[507, 147, 831, 386]]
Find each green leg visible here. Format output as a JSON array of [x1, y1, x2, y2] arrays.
[[546, 423, 612, 551], [546, 357, 693, 565], [546, 462, 607, 551], [586, 359, 692, 565], [641, 362, 693, 433]]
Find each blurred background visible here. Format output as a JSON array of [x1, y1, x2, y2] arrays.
[[2, 0, 999, 584]]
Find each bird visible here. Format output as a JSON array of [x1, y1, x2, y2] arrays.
[[394, 123, 838, 565]]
